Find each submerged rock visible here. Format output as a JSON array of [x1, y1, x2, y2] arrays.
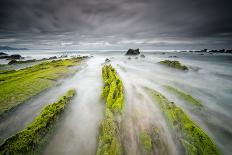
[[140, 54, 145, 58], [125, 48, 140, 55]]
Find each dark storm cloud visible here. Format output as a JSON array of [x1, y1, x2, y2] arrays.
[[0, 0, 232, 49]]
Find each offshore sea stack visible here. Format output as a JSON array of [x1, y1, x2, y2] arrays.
[[125, 48, 140, 55]]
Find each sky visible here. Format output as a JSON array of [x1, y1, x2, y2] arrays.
[[0, 0, 232, 50]]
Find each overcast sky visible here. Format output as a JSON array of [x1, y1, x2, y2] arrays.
[[0, 0, 232, 50]]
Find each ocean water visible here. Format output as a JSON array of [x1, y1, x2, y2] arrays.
[[0, 50, 232, 154]]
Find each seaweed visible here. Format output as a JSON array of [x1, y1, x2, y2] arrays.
[[164, 85, 203, 107], [159, 60, 188, 70], [101, 64, 124, 113], [139, 126, 169, 155], [140, 130, 152, 153], [97, 65, 124, 155], [0, 89, 75, 155], [0, 58, 82, 116], [148, 88, 220, 155], [96, 109, 122, 155]]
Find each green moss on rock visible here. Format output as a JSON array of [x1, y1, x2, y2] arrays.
[[0, 58, 82, 116], [96, 109, 122, 155], [0, 89, 75, 155], [164, 85, 203, 107], [140, 130, 152, 153], [97, 65, 124, 155], [159, 60, 188, 70], [101, 64, 124, 113], [148, 88, 220, 155]]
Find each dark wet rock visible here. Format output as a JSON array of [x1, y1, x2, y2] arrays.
[[162, 52, 166, 54], [199, 53, 204, 55], [0, 52, 7, 55], [208, 49, 232, 53], [11, 54, 22, 59], [3, 54, 23, 60], [59, 55, 67, 58], [125, 48, 140, 55], [48, 56, 57, 59], [8, 60, 17, 65], [135, 57, 138, 59], [8, 59, 38, 65], [201, 49, 207, 52], [105, 58, 111, 62], [168, 56, 178, 58], [128, 57, 131, 60], [82, 56, 89, 58], [140, 54, 145, 58]]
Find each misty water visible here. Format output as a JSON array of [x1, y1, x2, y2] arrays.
[[0, 51, 232, 154]]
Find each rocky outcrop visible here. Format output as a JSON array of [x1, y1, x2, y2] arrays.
[[125, 48, 140, 55], [105, 58, 110, 63], [0, 52, 7, 55], [159, 60, 188, 70], [8, 59, 37, 65], [0, 54, 22, 59]]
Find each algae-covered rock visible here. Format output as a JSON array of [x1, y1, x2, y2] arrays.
[[101, 64, 124, 113], [0, 58, 82, 116], [159, 60, 188, 70], [148, 88, 220, 155], [140, 130, 152, 153], [97, 109, 122, 155], [0, 89, 75, 155], [97, 64, 124, 155], [139, 127, 169, 155], [164, 85, 202, 107]]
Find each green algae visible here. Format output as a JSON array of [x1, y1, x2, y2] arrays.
[[139, 127, 169, 155], [0, 58, 82, 116], [101, 64, 124, 113], [159, 60, 188, 70], [140, 130, 152, 153], [0, 89, 75, 155], [164, 85, 203, 107], [96, 109, 122, 155], [97, 64, 124, 155], [148, 88, 220, 155]]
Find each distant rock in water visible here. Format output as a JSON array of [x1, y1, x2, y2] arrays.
[[48, 56, 57, 59], [140, 54, 145, 58], [8, 59, 37, 65], [105, 58, 111, 63], [1, 54, 23, 59], [10, 54, 22, 59], [125, 48, 140, 55], [0, 52, 8, 55], [168, 55, 178, 58], [159, 60, 188, 70]]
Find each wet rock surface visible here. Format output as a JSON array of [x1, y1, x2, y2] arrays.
[[125, 48, 140, 55]]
